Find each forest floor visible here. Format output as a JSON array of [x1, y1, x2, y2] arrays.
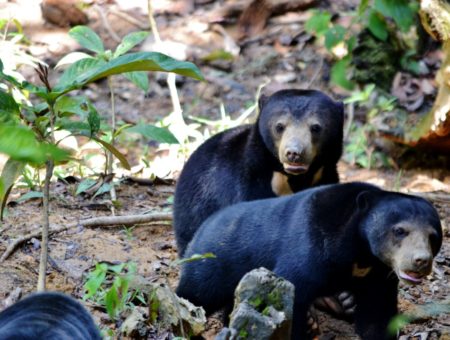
[[0, 0, 449, 339]]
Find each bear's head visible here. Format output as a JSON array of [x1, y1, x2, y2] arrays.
[[360, 192, 442, 284], [257, 89, 344, 175]]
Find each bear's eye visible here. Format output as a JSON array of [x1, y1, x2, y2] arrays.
[[275, 123, 285, 134], [310, 124, 322, 134], [393, 227, 408, 238]]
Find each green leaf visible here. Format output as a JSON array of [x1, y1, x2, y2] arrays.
[[123, 71, 149, 92], [105, 286, 120, 319], [0, 90, 21, 123], [54, 96, 91, 118], [172, 252, 216, 266], [57, 119, 91, 135], [374, 0, 414, 32], [76, 178, 97, 195], [16, 190, 44, 203], [358, 0, 370, 16], [324, 25, 346, 51], [54, 52, 203, 94], [93, 182, 113, 199], [69, 26, 105, 54], [201, 49, 234, 62], [92, 137, 131, 170], [127, 124, 178, 144], [331, 57, 354, 90], [0, 125, 70, 163], [113, 31, 149, 58], [56, 58, 107, 91], [367, 10, 388, 41], [87, 104, 101, 136], [305, 10, 332, 37], [0, 158, 25, 220], [84, 263, 108, 299], [55, 52, 93, 69]]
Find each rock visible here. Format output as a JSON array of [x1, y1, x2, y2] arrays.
[[41, 0, 88, 27], [217, 267, 295, 340], [121, 306, 148, 338], [149, 283, 206, 336]]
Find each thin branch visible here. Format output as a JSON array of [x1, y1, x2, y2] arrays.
[[37, 159, 54, 292], [0, 212, 172, 263], [94, 4, 121, 43], [107, 76, 117, 215], [109, 7, 149, 30]]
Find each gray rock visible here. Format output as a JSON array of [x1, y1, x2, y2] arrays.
[[216, 267, 295, 340]]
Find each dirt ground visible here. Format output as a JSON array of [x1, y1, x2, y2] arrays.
[[0, 0, 449, 339]]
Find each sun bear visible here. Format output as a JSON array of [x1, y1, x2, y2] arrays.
[[174, 89, 344, 257], [176, 182, 442, 339], [0, 292, 101, 339]]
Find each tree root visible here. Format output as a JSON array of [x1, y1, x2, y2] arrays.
[[0, 212, 172, 263]]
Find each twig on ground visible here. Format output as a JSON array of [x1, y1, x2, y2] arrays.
[[407, 191, 450, 203], [109, 7, 149, 29], [94, 4, 121, 43], [307, 56, 324, 89], [0, 212, 172, 263]]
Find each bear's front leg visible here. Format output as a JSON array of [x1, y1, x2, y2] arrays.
[[353, 271, 398, 340]]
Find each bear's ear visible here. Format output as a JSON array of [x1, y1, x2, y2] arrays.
[[356, 190, 372, 211], [258, 94, 269, 111]]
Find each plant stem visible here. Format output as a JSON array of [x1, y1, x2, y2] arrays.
[[107, 76, 117, 214], [37, 159, 53, 291], [37, 101, 56, 292]]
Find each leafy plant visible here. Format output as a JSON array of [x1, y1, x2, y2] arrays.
[[84, 262, 144, 319], [0, 20, 203, 291], [343, 84, 396, 169]]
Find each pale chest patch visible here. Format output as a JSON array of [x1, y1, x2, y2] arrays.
[[352, 263, 372, 278], [271, 171, 294, 196], [312, 166, 324, 185]]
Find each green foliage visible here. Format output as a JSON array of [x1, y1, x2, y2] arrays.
[[305, 10, 332, 37], [171, 252, 216, 267], [305, 0, 419, 89], [373, 0, 415, 32], [0, 125, 69, 163], [69, 25, 105, 55], [343, 85, 396, 169], [367, 10, 388, 41], [0, 23, 203, 219], [127, 124, 179, 144], [84, 262, 141, 320]]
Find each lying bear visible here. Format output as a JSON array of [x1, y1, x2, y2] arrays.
[[0, 292, 100, 339], [176, 182, 442, 339], [174, 89, 344, 256]]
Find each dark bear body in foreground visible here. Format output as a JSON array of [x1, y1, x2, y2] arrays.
[[174, 89, 344, 256], [0, 292, 101, 340], [176, 182, 443, 339]]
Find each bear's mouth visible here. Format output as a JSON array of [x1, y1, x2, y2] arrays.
[[283, 162, 309, 175], [398, 270, 426, 284]]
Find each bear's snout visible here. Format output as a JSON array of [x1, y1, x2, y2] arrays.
[[412, 252, 432, 272], [285, 148, 304, 163]]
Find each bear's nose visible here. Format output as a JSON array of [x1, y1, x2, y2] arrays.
[[413, 253, 432, 269], [286, 149, 303, 163]]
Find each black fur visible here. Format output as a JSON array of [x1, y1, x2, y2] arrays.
[[0, 292, 101, 340], [177, 182, 442, 339], [174, 89, 344, 256]]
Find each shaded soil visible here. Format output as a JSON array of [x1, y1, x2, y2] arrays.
[[0, 0, 449, 339]]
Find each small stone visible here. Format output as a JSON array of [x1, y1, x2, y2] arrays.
[[274, 73, 297, 83]]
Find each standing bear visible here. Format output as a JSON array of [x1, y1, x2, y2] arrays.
[[174, 89, 344, 256]]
